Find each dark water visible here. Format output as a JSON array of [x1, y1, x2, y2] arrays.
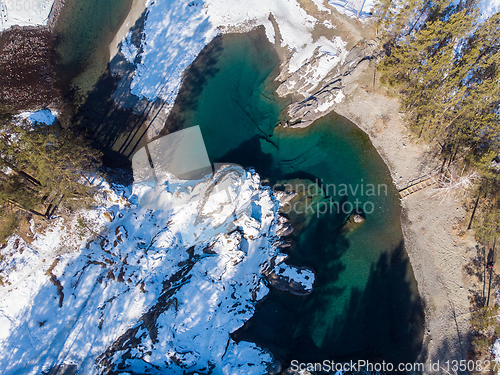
[[52, 0, 132, 98], [164, 29, 424, 370], [53, 0, 149, 172]]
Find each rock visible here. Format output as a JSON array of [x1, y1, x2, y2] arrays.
[[282, 367, 317, 375], [265, 359, 283, 375], [276, 223, 294, 237], [103, 210, 115, 222], [273, 189, 297, 205], [283, 38, 382, 128], [267, 265, 315, 295], [353, 214, 364, 223], [342, 210, 366, 234]]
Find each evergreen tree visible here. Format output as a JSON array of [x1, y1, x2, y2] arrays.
[[0, 114, 102, 217]]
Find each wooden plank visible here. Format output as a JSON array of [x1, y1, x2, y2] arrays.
[[399, 176, 438, 198]]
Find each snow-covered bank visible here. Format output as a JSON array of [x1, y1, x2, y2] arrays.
[[480, 0, 500, 19], [327, 0, 375, 19], [0, 0, 56, 30], [0, 166, 313, 374], [493, 339, 500, 374], [120, 0, 350, 108]]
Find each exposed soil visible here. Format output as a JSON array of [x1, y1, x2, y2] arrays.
[[0, 26, 60, 110]]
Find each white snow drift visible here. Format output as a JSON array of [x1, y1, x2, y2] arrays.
[[0, 165, 313, 374], [121, 0, 349, 106], [0, 0, 55, 31]]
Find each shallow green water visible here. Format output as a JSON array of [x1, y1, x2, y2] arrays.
[[53, 0, 132, 96], [167, 29, 424, 368]]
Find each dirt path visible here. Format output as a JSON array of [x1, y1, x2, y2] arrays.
[[334, 83, 476, 372]]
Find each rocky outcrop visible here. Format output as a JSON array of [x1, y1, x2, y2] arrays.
[[266, 265, 315, 295], [275, 42, 347, 98], [282, 38, 382, 128], [342, 210, 366, 234]]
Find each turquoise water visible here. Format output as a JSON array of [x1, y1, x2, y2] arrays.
[[165, 29, 424, 368]]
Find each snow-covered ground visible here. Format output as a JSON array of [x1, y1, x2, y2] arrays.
[[480, 0, 500, 19], [120, 0, 350, 107], [0, 165, 313, 374], [494, 339, 500, 375], [326, 0, 499, 21], [17, 109, 58, 125], [327, 0, 375, 19], [0, 0, 55, 31]]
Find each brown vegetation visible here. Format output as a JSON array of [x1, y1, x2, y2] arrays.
[[0, 27, 59, 110]]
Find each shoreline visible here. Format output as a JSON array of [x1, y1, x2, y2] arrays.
[[108, 0, 147, 61], [333, 84, 475, 372], [91, 0, 474, 369], [261, 4, 476, 368], [47, 0, 65, 30]]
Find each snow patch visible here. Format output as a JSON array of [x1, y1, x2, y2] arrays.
[[315, 90, 344, 113], [493, 338, 500, 375], [0, 0, 55, 31], [327, 0, 375, 19], [479, 0, 500, 20], [18, 109, 57, 125], [334, 90, 345, 103], [121, 33, 139, 63]]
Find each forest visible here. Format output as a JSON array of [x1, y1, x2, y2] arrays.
[[0, 105, 101, 242], [373, 0, 500, 359]]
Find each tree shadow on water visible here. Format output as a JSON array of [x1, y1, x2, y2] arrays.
[[159, 36, 224, 137], [69, 58, 145, 176], [233, 239, 425, 374], [329, 242, 425, 372], [66, 9, 223, 176], [232, 210, 350, 365]]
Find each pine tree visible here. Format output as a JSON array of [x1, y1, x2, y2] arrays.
[[375, 0, 500, 242], [0, 116, 102, 217]]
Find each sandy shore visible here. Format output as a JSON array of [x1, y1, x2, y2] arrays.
[[47, 0, 65, 30], [334, 80, 476, 372], [109, 0, 148, 61]]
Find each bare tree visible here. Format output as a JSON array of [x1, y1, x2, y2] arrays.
[[431, 166, 481, 204]]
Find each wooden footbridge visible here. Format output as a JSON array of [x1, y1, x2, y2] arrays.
[[399, 174, 440, 198]]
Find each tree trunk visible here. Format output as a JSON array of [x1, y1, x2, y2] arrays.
[[468, 190, 481, 230]]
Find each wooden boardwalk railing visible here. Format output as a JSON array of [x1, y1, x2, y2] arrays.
[[399, 175, 439, 198]]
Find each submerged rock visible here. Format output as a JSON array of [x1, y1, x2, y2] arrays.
[[353, 213, 365, 223], [342, 209, 366, 234]]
